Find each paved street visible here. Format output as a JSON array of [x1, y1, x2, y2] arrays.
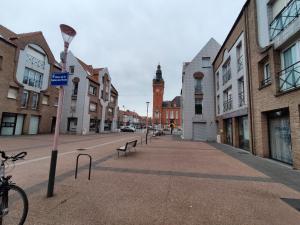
[[1, 133, 300, 225]]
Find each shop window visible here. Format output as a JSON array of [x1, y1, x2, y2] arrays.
[[7, 87, 18, 99], [21, 91, 29, 108]]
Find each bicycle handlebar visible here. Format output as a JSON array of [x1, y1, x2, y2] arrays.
[[0, 150, 27, 161]]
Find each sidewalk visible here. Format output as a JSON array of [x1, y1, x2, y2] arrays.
[[25, 136, 300, 225]]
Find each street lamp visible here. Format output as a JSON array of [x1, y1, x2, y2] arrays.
[[47, 24, 76, 198], [146, 101, 150, 144]]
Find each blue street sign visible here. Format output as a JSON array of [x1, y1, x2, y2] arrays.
[[51, 72, 69, 86]]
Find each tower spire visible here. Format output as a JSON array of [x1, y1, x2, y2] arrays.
[[155, 64, 163, 81]]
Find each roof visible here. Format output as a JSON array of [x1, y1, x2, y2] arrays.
[[212, 0, 250, 66], [162, 96, 181, 108], [111, 84, 118, 95], [76, 57, 99, 84]]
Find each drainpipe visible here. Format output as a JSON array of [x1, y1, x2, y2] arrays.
[[244, 3, 256, 155]]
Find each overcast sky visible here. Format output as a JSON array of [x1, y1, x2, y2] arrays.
[[1, 0, 246, 116]]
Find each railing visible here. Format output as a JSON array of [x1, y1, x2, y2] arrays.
[[278, 61, 300, 92], [270, 0, 300, 40], [237, 56, 243, 72], [223, 99, 233, 112], [223, 69, 231, 85], [238, 92, 245, 107], [261, 76, 271, 87], [26, 54, 45, 69]]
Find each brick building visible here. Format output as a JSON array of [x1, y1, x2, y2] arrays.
[[247, 0, 300, 167], [213, 5, 250, 151], [152, 64, 181, 129], [0, 25, 60, 135], [213, 0, 300, 168]]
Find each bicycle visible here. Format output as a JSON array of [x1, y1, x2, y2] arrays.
[[0, 150, 28, 225]]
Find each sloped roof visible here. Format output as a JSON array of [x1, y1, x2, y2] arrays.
[[162, 96, 181, 108], [76, 57, 99, 84]]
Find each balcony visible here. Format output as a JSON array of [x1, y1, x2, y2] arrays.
[[222, 69, 231, 85], [278, 61, 300, 92], [238, 92, 245, 107], [223, 99, 233, 112], [270, 0, 300, 41]]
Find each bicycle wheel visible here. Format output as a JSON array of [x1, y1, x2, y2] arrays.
[[0, 184, 28, 225]]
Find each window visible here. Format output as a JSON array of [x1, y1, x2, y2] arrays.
[[175, 111, 178, 119], [71, 99, 76, 112], [73, 82, 78, 96], [0, 56, 3, 70], [166, 111, 169, 119], [202, 57, 211, 68], [23, 68, 43, 89], [262, 63, 271, 86], [110, 96, 115, 103], [42, 95, 49, 105], [238, 78, 245, 107], [237, 43, 243, 72], [170, 111, 174, 119], [195, 98, 203, 115], [217, 95, 220, 115], [7, 87, 18, 99], [89, 85, 97, 96], [195, 78, 202, 93], [69, 66, 75, 74], [31, 93, 39, 109], [21, 91, 29, 108], [222, 59, 231, 84], [216, 72, 219, 91], [223, 87, 233, 112], [89, 102, 97, 112], [89, 119, 97, 132], [279, 44, 300, 91]]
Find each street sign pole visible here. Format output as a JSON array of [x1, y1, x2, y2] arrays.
[[47, 45, 68, 198]]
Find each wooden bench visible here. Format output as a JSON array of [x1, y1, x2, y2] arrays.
[[116, 140, 138, 157]]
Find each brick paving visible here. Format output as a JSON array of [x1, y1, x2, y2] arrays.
[[9, 135, 300, 224]]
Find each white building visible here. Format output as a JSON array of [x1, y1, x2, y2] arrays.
[[181, 38, 220, 141], [214, 31, 250, 150]]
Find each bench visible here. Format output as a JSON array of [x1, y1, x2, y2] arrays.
[[116, 140, 138, 157]]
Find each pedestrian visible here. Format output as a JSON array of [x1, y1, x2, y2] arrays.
[[170, 123, 174, 135]]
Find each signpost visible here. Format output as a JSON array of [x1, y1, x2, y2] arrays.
[[51, 72, 69, 86]]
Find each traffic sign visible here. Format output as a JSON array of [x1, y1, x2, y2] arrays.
[[51, 72, 69, 86]]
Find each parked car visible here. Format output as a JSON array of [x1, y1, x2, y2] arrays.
[[121, 126, 136, 132]]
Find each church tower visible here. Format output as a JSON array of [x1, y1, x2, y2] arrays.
[[152, 64, 164, 128]]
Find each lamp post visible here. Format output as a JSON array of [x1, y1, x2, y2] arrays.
[[47, 24, 76, 198], [146, 101, 150, 144]]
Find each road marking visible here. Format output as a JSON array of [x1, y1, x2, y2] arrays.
[[16, 136, 140, 166]]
